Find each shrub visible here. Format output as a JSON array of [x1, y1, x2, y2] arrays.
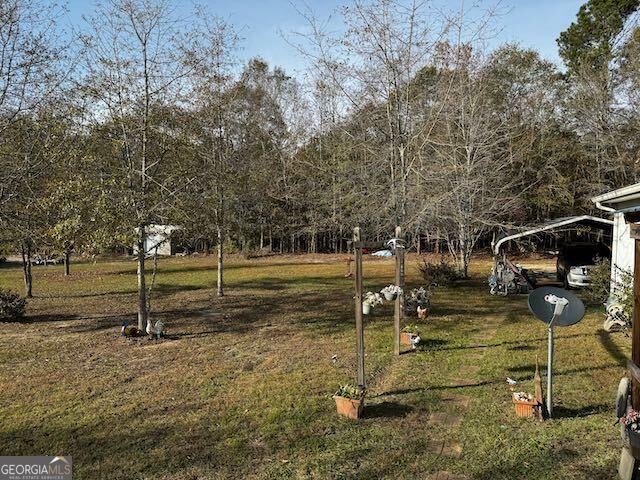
[[0, 288, 27, 320], [586, 259, 633, 316], [418, 258, 463, 286], [585, 259, 613, 304]]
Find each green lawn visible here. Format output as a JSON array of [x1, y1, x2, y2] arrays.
[[0, 254, 628, 479]]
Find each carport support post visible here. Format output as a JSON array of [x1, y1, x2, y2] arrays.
[[353, 227, 365, 392]]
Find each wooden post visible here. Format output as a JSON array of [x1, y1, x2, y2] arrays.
[[626, 221, 640, 470], [353, 227, 365, 392], [394, 226, 403, 356], [632, 235, 640, 413]]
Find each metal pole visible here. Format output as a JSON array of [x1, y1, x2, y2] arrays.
[[547, 323, 553, 418]]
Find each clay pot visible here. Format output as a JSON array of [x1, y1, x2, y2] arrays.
[[401, 332, 417, 346], [334, 394, 364, 419], [512, 393, 538, 418]]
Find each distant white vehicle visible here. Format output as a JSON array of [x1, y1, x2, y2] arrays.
[[556, 242, 610, 289], [31, 255, 60, 265]]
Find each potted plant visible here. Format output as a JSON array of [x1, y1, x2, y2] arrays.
[[380, 284, 402, 301], [401, 324, 421, 347], [512, 391, 538, 418], [333, 383, 364, 419], [362, 291, 383, 315], [620, 409, 640, 447]]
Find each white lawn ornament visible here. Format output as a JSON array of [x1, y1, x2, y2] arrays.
[[385, 238, 406, 251], [146, 319, 165, 339]]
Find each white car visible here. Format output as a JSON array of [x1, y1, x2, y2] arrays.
[[556, 243, 610, 288]]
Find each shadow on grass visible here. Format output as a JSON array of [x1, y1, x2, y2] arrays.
[[415, 338, 449, 350], [597, 329, 628, 366], [364, 401, 413, 418], [381, 363, 623, 398], [434, 331, 602, 352], [508, 345, 537, 351], [552, 403, 609, 418]]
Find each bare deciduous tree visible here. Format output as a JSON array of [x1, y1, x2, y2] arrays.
[[82, 0, 200, 330]]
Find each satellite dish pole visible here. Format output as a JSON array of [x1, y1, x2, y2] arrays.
[[543, 294, 569, 418]]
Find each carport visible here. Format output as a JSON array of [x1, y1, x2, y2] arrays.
[[489, 215, 613, 295], [493, 215, 613, 257]]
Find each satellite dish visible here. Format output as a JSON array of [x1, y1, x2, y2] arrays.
[[528, 286, 585, 327], [527, 286, 585, 419]]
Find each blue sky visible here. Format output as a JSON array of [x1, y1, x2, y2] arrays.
[[64, 0, 584, 74]]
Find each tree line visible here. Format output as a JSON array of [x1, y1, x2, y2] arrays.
[[0, 0, 639, 330]]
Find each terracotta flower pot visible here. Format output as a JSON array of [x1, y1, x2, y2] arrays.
[[401, 332, 418, 346], [334, 394, 364, 419], [512, 393, 538, 418]]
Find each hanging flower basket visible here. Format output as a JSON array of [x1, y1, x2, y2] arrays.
[[621, 409, 640, 447], [380, 284, 402, 302], [362, 292, 383, 315]]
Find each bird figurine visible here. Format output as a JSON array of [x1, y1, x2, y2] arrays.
[[121, 320, 138, 337], [410, 334, 421, 349], [146, 319, 165, 339], [417, 306, 428, 319], [154, 320, 165, 339]]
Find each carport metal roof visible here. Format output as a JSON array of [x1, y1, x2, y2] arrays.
[[493, 215, 613, 256]]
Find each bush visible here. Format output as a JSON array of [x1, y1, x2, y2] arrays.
[[585, 259, 612, 304], [418, 258, 463, 286], [586, 259, 633, 316], [0, 288, 26, 320]]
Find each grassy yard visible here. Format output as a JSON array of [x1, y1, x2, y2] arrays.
[[0, 254, 629, 479]]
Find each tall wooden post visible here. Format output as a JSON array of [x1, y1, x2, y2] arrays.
[[353, 227, 365, 391], [632, 235, 640, 411], [626, 222, 640, 474], [394, 226, 404, 355]]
